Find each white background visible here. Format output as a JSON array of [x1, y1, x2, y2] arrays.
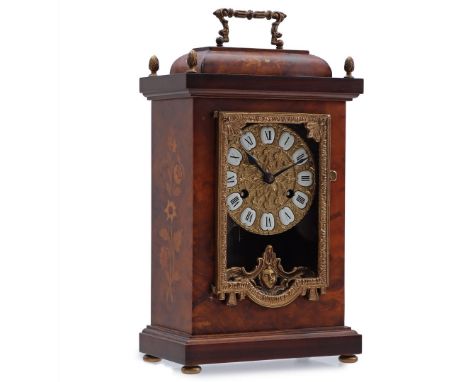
[[1, 0, 468, 381]]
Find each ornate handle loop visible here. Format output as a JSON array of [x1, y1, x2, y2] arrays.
[[213, 9, 287, 50]]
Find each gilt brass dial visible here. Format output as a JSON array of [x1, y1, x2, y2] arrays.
[[225, 123, 315, 235]]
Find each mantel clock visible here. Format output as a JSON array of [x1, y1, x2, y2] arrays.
[[139, 9, 364, 374]]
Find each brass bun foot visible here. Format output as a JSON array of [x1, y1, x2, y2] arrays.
[[339, 354, 358, 363], [181, 365, 202, 374], [143, 354, 161, 363]]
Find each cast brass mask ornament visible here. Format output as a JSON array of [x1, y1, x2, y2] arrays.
[[227, 245, 309, 294], [214, 112, 331, 308], [261, 267, 277, 290]]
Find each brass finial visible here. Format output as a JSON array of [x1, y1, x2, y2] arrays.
[[187, 50, 198, 73], [148, 55, 159, 76], [344, 56, 354, 78]]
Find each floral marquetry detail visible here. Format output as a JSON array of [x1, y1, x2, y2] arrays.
[[159, 246, 170, 269], [164, 201, 177, 223], [173, 163, 184, 185], [158, 131, 185, 304]]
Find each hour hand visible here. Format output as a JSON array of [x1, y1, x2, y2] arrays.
[[244, 151, 275, 184], [246, 152, 265, 173]]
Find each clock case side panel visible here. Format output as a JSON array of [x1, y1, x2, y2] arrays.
[[191, 98, 347, 335], [148, 98, 194, 333]]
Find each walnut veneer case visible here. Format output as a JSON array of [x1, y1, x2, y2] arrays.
[[139, 9, 364, 374]]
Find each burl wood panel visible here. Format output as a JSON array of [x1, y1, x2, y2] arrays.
[[150, 99, 194, 333], [192, 98, 346, 335]]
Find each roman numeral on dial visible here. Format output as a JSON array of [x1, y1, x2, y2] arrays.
[[279, 207, 295, 226], [240, 208, 256, 226], [240, 132, 256, 151], [227, 148, 242, 166], [297, 170, 313, 187], [227, 192, 243, 211], [260, 213, 275, 231], [292, 148, 308, 164], [260, 127, 275, 144], [292, 191, 308, 209], [226, 171, 237, 187], [278, 132, 294, 151]]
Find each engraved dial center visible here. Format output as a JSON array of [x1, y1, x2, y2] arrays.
[[226, 123, 315, 235]]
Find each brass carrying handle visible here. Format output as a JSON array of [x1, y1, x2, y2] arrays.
[[213, 9, 287, 50]]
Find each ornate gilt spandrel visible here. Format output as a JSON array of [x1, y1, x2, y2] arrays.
[[214, 112, 331, 308]]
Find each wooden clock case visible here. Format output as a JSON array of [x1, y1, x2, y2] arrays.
[[139, 20, 363, 372]]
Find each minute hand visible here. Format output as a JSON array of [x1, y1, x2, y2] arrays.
[[273, 157, 307, 177]]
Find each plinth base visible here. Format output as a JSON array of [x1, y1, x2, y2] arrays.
[[140, 324, 361, 366]]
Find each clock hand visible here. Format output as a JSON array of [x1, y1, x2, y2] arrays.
[[243, 150, 275, 184], [245, 152, 267, 175], [272, 157, 307, 177]]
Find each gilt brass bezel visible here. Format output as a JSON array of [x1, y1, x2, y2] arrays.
[[215, 112, 331, 308]]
